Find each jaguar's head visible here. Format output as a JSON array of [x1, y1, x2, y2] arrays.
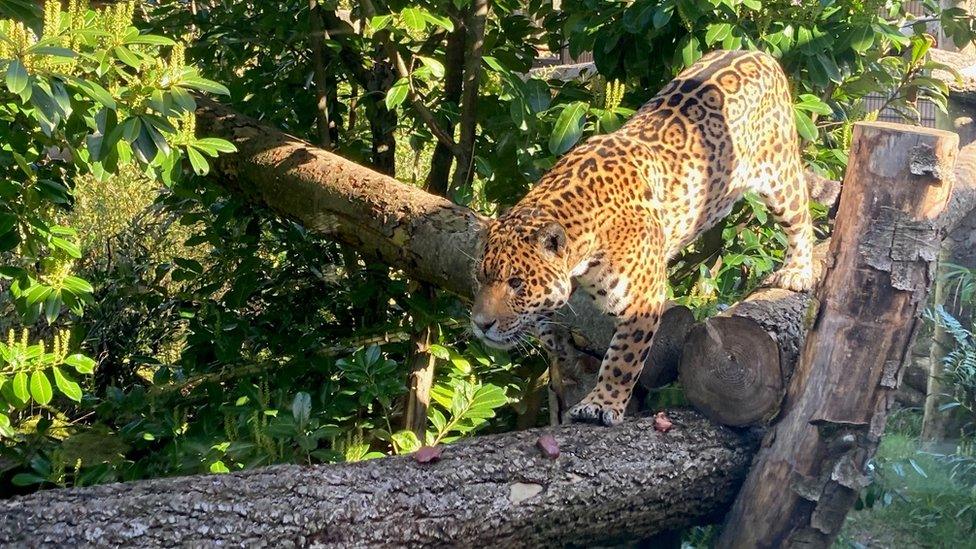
[[471, 212, 574, 349]]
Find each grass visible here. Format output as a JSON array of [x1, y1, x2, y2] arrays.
[[837, 410, 976, 549]]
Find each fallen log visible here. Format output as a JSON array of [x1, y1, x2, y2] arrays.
[[679, 288, 812, 426], [679, 243, 829, 427], [0, 411, 758, 547]]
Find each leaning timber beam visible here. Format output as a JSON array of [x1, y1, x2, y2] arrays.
[[0, 411, 758, 547], [718, 122, 958, 547]]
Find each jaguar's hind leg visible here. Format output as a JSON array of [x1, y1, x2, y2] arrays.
[[759, 160, 815, 292]]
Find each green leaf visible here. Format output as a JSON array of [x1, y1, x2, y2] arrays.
[[64, 353, 96, 374], [113, 45, 141, 69], [169, 86, 196, 112], [742, 0, 761, 9], [26, 284, 52, 305], [11, 473, 46, 486], [29, 370, 52, 405], [186, 146, 210, 175], [369, 15, 392, 31], [29, 46, 75, 58], [401, 8, 426, 32], [61, 275, 94, 294], [418, 56, 445, 78], [180, 76, 230, 96], [428, 344, 451, 360], [525, 79, 550, 113], [5, 58, 27, 94], [51, 237, 82, 259], [705, 23, 732, 46], [816, 53, 842, 84], [209, 460, 230, 474], [52, 367, 82, 402], [193, 137, 237, 154], [125, 33, 177, 46], [385, 78, 409, 110], [292, 391, 312, 428], [44, 292, 61, 324], [677, 34, 702, 68], [848, 25, 875, 53], [174, 257, 204, 274], [390, 430, 422, 453], [421, 11, 455, 32], [12, 372, 28, 402], [794, 109, 817, 141], [795, 94, 832, 115], [652, 6, 672, 29], [549, 101, 588, 155]]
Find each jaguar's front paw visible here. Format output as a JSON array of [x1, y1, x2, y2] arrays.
[[568, 399, 625, 427], [764, 265, 814, 292]]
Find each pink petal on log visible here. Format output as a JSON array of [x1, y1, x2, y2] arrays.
[[654, 411, 673, 433], [536, 434, 560, 459], [414, 445, 443, 463]]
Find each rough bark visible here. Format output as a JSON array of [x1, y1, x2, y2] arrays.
[[404, 322, 437, 437], [425, 19, 466, 196], [0, 411, 759, 547], [717, 122, 959, 548]]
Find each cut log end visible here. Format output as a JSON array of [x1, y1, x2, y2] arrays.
[[680, 316, 783, 427]]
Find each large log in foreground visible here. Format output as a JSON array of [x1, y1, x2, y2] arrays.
[[718, 122, 958, 547], [0, 411, 758, 547]]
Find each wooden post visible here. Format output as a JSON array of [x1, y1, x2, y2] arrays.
[[717, 122, 958, 548]]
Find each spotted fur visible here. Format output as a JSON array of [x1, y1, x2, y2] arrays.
[[471, 50, 814, 426]]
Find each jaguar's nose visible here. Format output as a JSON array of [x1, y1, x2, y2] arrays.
[[473, 316, 497, 333]]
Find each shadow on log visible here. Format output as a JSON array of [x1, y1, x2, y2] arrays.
[[0, 411, 758, 547]]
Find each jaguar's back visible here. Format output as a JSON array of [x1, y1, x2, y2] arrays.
[[617, 49, 807, 256]]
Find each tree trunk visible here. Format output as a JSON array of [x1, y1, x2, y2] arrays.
[[717, 122, 959, 548], [449, 0, 489, 193], [308, 0, 333, 149], [404, 291, 438, 438], [921, 248, 953, 444], [0, 411, 759, 547], [425, 20, 466, 196]]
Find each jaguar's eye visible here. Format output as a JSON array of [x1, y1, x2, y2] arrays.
[[507, 277, 524, 290]]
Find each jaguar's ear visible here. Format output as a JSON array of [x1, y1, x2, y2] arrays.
[[536, 221, 567, 255]]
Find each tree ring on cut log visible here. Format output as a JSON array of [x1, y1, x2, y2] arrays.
[[680, 316, 782, 426]]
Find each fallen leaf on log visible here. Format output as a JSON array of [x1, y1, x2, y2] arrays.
[[414, 446, 443, 463], [654, 412, 673, 433], [536, 434, 560, 459]]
